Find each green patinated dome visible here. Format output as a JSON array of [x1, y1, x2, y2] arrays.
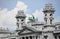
[[28, 15, 38, 22]]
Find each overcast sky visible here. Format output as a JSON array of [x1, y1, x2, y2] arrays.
[[0, 0, 60, 31]]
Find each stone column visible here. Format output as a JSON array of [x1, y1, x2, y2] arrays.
[[37, 35, 40, 39], [20, 37, 22, 39], [16, 36, 20, 39], [34, 36, 36, 39], [28, 36, 30, 39], [35, 36, 37, 39], [40, 35, 42, 39], [32, 36, 35, 39], [25, 36, 26, 39], [36, 36, 38, 39], [57, 36, 59, 39], [31, 36, 33, 39]]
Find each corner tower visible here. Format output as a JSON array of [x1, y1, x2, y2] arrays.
[[43, 3, 55, 25], [16, 10, 26, 30], [42, 3, 56, 39]]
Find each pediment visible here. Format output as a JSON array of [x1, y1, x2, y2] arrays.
[[18, 27, 36, 35], [20, 29, 33, 34]]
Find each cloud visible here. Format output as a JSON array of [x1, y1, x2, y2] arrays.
[[33, 9, 44, 22], [54, 16, 60, 22], [16, 1, 28, 12], [0, 1, 28, 31]]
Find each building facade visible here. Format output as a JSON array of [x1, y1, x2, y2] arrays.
[[0, 3, 60, 39]]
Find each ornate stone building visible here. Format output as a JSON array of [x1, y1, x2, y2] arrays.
[[0, 3, 60, 39]]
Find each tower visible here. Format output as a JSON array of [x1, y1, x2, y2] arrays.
[[42, 3, 56, 39], [16, 10, 26, 30], [43, 3, 55, 25]]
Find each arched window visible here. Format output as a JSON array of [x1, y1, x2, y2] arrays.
[[21, 19, 24, 21], [45, 14, 47, 16], [50, 14, 52, 16], [50, 19, 52, 24]]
